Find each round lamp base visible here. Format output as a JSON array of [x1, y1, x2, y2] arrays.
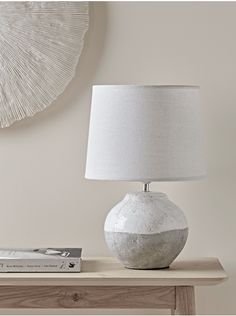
[[104, 192, 188, 269]]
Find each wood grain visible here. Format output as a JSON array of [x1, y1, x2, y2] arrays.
[[0, 286, 175, 309], [0, 257, 227, 286], [175, 286, 196, 315]]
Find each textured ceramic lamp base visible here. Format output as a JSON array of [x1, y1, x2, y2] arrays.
[[104, 192, 188, 269]]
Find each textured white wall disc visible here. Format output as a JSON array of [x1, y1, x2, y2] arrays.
[[0, 2, 89, 127]]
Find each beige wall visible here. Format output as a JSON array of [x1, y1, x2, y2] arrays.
[[0, 2, 235, 314]]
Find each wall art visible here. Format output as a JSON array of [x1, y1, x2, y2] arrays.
[[0, 2, 89, 127]]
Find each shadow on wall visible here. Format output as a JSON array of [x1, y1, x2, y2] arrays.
[[1, 2, 107, 131]]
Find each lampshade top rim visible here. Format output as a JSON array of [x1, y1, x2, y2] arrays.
[[93, 84, 200, 89]]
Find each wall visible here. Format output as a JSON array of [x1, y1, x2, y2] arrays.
[[0, 2, 235, 314]]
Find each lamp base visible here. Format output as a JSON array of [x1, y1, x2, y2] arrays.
[[104, 192, 188, 269]]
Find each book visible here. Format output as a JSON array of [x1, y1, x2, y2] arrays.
[[0, 248, 82, 272]]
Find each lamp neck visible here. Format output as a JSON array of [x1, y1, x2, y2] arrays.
[[143, 182, 151, 192]]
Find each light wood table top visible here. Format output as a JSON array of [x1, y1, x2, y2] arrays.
[[0, 257, 227, 286]]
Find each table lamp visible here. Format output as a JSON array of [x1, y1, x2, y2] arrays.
[[85, 85, 206, 269]]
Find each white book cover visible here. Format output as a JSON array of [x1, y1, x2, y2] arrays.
[[0, 248, 82, 272]]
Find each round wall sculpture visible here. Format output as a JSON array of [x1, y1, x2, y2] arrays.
[[0, 2, 89, 127]]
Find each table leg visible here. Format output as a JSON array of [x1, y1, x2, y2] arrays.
[[174, 286, 196, 315]]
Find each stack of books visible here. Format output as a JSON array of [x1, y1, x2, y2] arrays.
[[0, 248, 82, 272]]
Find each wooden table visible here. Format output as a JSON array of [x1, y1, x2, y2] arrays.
[[0, 257, 227, 315]]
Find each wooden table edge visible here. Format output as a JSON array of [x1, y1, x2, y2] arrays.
[[0, 257, 227, 287], [0, 277, 227, 287]]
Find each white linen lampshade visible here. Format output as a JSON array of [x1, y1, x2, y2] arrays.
[[85, 85, 206, 182], [85, 85, 206, 270]]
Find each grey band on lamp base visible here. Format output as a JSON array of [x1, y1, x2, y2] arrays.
[[104, 183, 188, 269]]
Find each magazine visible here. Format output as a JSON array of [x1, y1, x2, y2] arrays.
[[0, 248, 82, 272]]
